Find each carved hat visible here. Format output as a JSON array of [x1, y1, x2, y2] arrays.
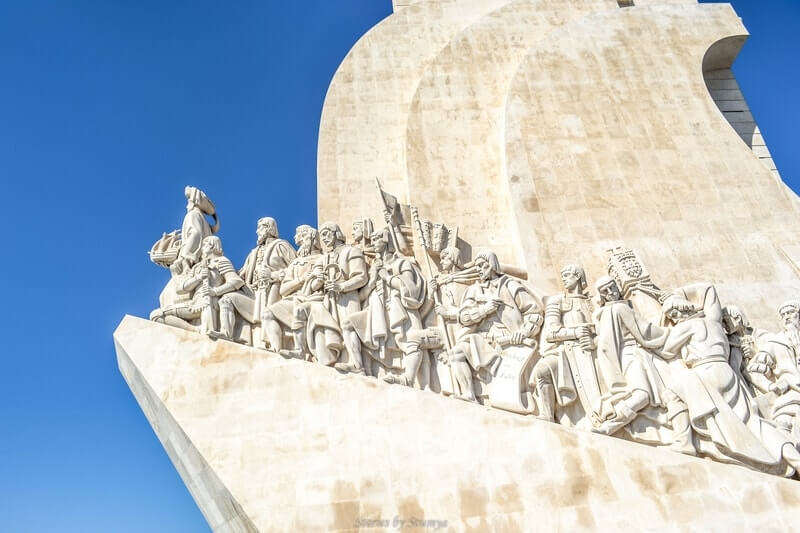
[[594, 275, 617, 292], [475, 251, 501, 274], [778, 300, 800, 314], [185, 186, 220, 233], [353, 218, 374, 241], [319, 222, 345, 244]]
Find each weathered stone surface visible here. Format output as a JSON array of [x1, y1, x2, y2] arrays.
[[318, 1, 799, 329], [116, 316, 800, 531]]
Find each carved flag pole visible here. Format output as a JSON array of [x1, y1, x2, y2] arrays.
[[374, 177, 403, 254], [411, 206, 454, 353]]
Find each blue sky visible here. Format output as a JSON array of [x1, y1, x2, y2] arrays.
[[0, 1, 797, 531]]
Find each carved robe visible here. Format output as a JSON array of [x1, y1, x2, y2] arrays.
[[457, 275, 542, 372], [179, 207, 213, 264], [593, 300, 673, 442], [349, 254, 426, 363], [304, 244, 367, 365], [268, 252, 321, 328], [758, 332, 800, 434], [661, 284, 797, 476], [536, 293, 603, 420], [238, 238, 297, 305]]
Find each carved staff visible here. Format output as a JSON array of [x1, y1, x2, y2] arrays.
[[374, 177, 402, 254], [199, 257, 216, 335], [411, 206, 453, 352]]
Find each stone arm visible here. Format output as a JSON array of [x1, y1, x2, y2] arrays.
[[340, 254, 368, 294], [212, 271, 244, 298], [176, 272, 203, 296], [267, 241, 297, 281], [675, 283, 723, 323], [513, 284, 544, 338], [387, 260, 425, 309], [742, 351, 774, 395], [279, 264, 303, 298], [458, 290, 496, 327], [237, 249, 256, 286], [762, 341, 800, 394], [544, 297, 583, 343], [658, 322, 693, 360]]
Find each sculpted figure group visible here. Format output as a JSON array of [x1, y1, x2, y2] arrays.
[[148, 186, 800, 479]]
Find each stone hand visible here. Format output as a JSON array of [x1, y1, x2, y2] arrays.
[[769, 381, 789, 395], [429, 277, 439, 293], [510, 330, 526, 345], [325, 280, 342, 294]]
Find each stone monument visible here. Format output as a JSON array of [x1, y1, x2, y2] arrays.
[[117, 1, 800, 531]]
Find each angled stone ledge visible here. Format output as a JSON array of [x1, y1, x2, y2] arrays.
[[115, 315, 800, 531]]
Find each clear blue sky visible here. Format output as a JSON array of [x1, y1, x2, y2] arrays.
[[0, 1, 797, 531]]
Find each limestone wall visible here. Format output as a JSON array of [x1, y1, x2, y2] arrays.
[[116, 316, 800, 531], [318, 1, 800, 330]]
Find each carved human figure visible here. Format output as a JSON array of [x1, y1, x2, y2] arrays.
[[351, 218, 374, 254], [152, 236, 243, 335], [261, 225, 323, 357], [215, 217, 296, 348], [658, 284, 800, 476], [531, 264, 602, 423], [176, 186, 219, 273], [722, 305, 772, 396], [314, 222, 369, 373], [591, 276, 694, 451], [239, 217, 297, 304], [446, 251, 543, 403], [349, 228, 429, 385], [428, 247, 471, 395], [748, 301, 800, 434]]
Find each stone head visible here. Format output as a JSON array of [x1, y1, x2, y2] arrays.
[[352, 218, 374, 244], [294, 225, 319, 255], [595, 275, 621, 304], [369, 228, 394, 255], [257, 217, 278, 245], [779, 300, 800, 330], [440, 246, 462, 272], [319, 222, 345, 251], [201, 235, 223, 259], [560, 264, 587, 293], [475, 251, 501, 282]]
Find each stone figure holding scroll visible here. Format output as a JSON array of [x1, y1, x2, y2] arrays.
[[658, 284, 800, 477], [446, 251, 543, 410]]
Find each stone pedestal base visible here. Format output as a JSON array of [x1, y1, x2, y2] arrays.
[[115, 315, 800, 531]]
